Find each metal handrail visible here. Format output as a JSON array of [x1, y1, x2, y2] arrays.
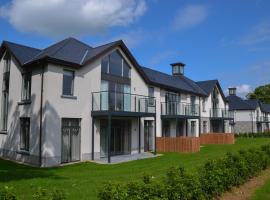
[[161, 101, 199, 116], [210, 108, 233, 118], [91, 91, 156, 113]]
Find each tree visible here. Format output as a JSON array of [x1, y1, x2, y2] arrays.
[[246, 84, 270, 104]]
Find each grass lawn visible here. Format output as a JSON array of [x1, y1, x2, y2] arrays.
[[1, 138, 270, 200], [252, 176, 270, 200]]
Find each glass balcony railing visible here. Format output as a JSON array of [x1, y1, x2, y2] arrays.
[[257, 116, 265, 122], [265, 117, 270, 122], [161, 102, 199, 116], [91, 91, 156, 114], [210, 108, 234, 119]]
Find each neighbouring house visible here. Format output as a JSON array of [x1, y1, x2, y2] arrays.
[[0, 38, 234, 167], [227, 87, 270, 133], [196, 80, 234, 134]]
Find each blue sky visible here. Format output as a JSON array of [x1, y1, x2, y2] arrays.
[[0, 0, 270, 97]]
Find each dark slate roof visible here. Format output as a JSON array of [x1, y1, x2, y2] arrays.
[[244, 99, 260, 110], [0, 41, 41, 65], [0, 38, 122, 67], [141, 66, 207, 96], [196, 80, 218, 95], [226, 95, 256, 111], [261, 103, 270, 113]]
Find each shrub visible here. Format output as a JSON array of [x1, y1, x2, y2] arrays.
[[0, 186, 17, 200], [32, 187, 67, 200], [166, 167, 206, 200]]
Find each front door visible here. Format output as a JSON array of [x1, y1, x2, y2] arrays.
[[144, 121, 153, 152], [61, 118, 81, 163]]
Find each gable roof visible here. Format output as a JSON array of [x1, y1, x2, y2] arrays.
[[141, 66, 207, 96], [196, 79, 228, 102], [0, 41, 41, 65], [245, 99, 260, 110]]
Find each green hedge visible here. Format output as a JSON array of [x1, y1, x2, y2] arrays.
[[98, 144, 270, 200], [0, 187, 67, 200], [236, 131, 270, 138]]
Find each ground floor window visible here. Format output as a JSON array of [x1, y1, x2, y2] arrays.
[[100, 119, 131, 158], [191, 121, 196, 136], [20, 117, 30, 151], [61, 118, 81, 163], [162, 120, 170, 137], [203, 121, 207, 133]]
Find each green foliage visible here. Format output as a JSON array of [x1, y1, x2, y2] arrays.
[[246, 84, 270, 104], [0, 186, 17, 200], [98, 143, 270, 200], [236, 131, 270, 138], [32, 188, 67, 200], [166, 167, 206, 200]]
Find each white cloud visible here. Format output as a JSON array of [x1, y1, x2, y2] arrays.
[[108, 29, 146, 48], [172, 4, 208, 31], [239, 20, 270, 46], [0, 0, 146, 37]]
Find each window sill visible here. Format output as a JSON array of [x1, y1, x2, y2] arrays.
[[61, 95, 77, 100], [18, 100, 31, 105], [17, 150, 30, 155], [0, 130, 7, 135]]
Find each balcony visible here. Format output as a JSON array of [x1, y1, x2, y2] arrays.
[[91, 91, 156, 117], [210, 108, 234, 119], [161, 102, 199, 118], [265, 117, 270, 122], [257, 116, 265, 122]]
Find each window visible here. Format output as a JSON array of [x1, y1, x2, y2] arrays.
[[202, 98, 206, 112], [21, 73, 31, 101], [148, 87, 155, 106], [172, 65, 184, 75], [62, 70, 74, 96], [101, 50, 131, 78], [203, 121, 207, 133], [20, 118, 30, 151], [191, 121, 196, 136], [1, 53, 10, 131]]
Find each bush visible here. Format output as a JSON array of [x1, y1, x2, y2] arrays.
[[166, 167, 206, 200], [236, 131, 270, 138], [0, 186, 17, 200], [32, 188, 67, 200], [98, 143, 270, 200]]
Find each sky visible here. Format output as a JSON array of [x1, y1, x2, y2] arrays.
[[0, 0, 270, 98]]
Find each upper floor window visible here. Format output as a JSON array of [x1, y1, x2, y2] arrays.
[[62, 69, 74, 96], [202, 98, 206, 112], [21, 73, 31, 101], [101, 50, 131, 78], [1, 53, 11, 131], [148, 87, 155, 106]]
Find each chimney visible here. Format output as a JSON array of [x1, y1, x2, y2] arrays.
[[228, 87, 236, 96], [170, 62, 185, 76]]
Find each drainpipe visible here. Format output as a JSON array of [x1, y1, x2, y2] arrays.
[[251, 111, 254, 133], [199, 97, 201, 136], [39, 63, 45, 167]]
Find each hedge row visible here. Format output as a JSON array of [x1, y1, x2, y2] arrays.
[[0, 187, 67, 200], [236, 131, 270, 138], [98, 144, 270, 200]]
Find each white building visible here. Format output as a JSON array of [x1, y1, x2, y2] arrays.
[[227, 88, 270, 133], [0, 38, 234, 167]]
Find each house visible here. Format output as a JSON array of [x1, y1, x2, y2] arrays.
[[196, 80, 234, 134], [0, 38, 234, 167], [141, 63, 207, 138], [227, 87, 270, 133]]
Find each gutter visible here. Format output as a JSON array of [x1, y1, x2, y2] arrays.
[[39, 63, 45, 167]]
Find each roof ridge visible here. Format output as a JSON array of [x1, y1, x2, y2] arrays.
[[93, 40, 122, 49], [50, 38, 72, 57], [3, 40, 41, 51]]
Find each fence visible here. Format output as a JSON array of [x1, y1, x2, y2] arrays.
[[156, 137, 200, 153], [200, 133, 235, 144]]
